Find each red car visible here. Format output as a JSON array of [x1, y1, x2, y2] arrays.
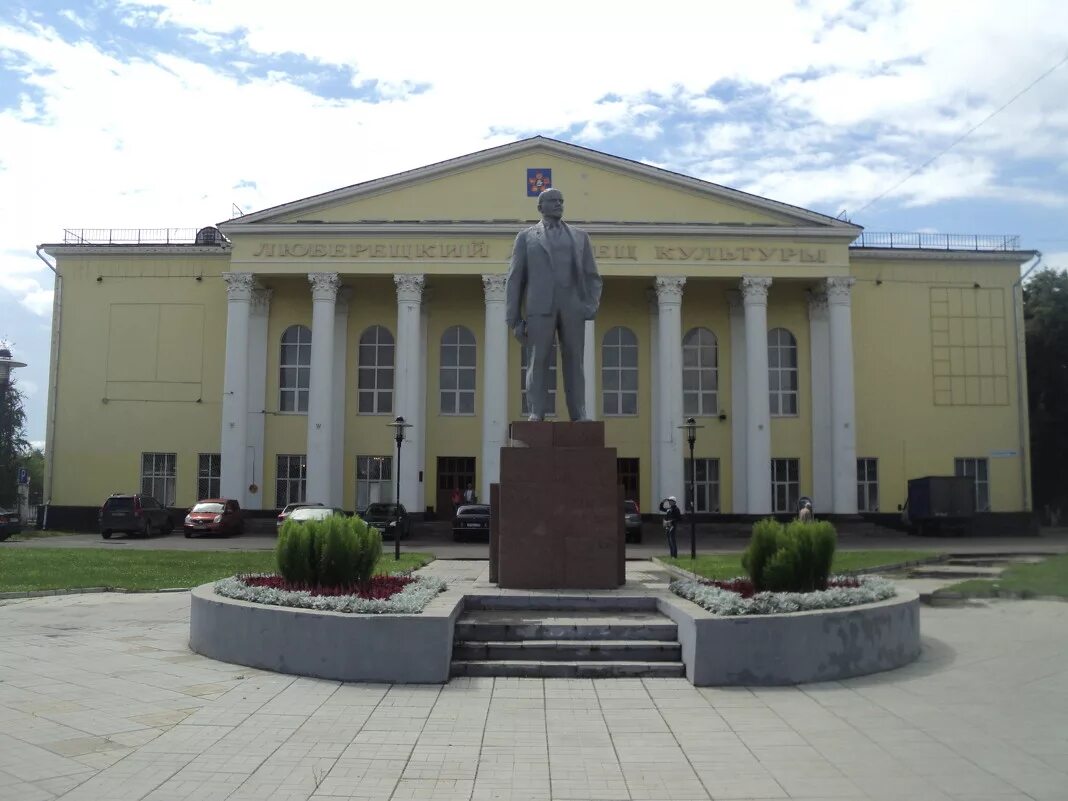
[[183, 498, 243, 538]]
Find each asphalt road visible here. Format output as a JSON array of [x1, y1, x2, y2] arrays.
[[7, 523, 1068, 558]]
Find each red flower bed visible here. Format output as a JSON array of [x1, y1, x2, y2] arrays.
[[699, 576, 862, 598], [239, 574, 414, 599]]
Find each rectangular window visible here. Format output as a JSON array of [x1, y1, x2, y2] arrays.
[[276, 455, 307, 508], [141, 452, 176, 506], [197, 454, 221, 500], [857, 458, 879, 512], [771, 458, 800, 513], [954, 457, 990, 512], [356, 455, 393, 511], [684, 458, 720, 513]]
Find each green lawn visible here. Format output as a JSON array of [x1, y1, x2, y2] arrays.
[[661, 549, 938, 579], [0, 548, 433, 593], [945, 554, 1068, 599]]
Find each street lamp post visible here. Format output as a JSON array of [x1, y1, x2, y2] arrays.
[[677, 416, 703, 561], [388, 416, 412, 561]]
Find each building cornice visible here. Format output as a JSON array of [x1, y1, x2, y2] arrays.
[[220, 222, 856, 240], [849, 248, 1037, 263]]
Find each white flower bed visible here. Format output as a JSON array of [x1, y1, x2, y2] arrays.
[[671, 575, 897, 616], [214, 573, 447, 614]]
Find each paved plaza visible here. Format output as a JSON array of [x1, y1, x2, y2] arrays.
[[0, 586, 1066, 800]]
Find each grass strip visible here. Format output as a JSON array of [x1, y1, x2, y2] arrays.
[[943, 554, 1068, 599], [661, 549, 937, 579], [0, 548, 433, 593]]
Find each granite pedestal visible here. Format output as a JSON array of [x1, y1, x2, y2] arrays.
[[491, 421, 625, 589]]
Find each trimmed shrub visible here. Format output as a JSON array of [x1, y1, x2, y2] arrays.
[[277, 520, 315, 585], [741, 518, 783, 590], [276, 515, 384, 587], [743, 517, 837, 593]]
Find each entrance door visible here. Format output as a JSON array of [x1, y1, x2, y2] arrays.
[[437, 456, 476, 518], [616, 457, 640, 504]]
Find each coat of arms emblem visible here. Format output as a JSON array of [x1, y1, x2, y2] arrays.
[[526, 168, 552, 197]]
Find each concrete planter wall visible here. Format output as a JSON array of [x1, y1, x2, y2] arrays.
[[658, 590, 921, 686], [190, 583, 920, 686], [188, 584, 464, 684]]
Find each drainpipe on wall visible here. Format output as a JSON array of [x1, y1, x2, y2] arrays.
[[35, 246, 61, 530], [1012, 251, 1042, 515]]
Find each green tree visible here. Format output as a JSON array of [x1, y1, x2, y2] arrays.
[[1024, 268, 1068, 517], [0, 380, 30, 508]]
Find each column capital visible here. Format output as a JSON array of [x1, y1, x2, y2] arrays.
[[250, 287, 273, 314], [825, 276, 856, 304], [481, 274, 507, 302], [654, 276, 686, 305], [308, 272, 340, 301], [223, 272, 255, 301], [395, 273, 426, 302], [740, 275, 772, 304], [806, 287, 828, 316]]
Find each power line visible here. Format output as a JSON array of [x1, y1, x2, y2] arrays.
[[855, 50, 1068, 215]]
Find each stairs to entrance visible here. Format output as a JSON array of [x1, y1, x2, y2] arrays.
[[450, 596, 685, 679]]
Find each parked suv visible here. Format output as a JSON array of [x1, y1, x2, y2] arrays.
[[99, 494, 172, 539]]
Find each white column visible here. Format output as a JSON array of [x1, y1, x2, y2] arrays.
[[741, 276, 773, 515], [727, 290, 747, 514], [246, 287, 271, 509], [306, 273, 340, 506], [647, 289, 660, 507], [807, 288, 833, 514], [331, 287, 351, 509], [221, 272, 254, 503], [394, 274, 426, 512], [655, 276, 686, 502], [827, 277, 858, 514], [481, 274, 508, 501], [417, 304, 429, 513], [583, 320, 597, 421]]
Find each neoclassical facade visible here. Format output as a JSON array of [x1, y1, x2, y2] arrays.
[[40, 137, 1035, 522]]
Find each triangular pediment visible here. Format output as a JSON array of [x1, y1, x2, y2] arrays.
[[223, 137, 858, 232]]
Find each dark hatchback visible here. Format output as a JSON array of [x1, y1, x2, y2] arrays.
[[453, 503, 490, 541], [0, 508, 21, 541], [99, 494, 172, 538], [361, 502, 411, 540]]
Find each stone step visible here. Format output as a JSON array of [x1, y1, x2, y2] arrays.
[[464, 595, 658, 612], [453, 639, 682, 662], [450, 659, 686, 679], [454, 610, 678, 642]]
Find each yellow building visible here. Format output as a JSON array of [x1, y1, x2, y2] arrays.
[[39, 137, 1035, 527]]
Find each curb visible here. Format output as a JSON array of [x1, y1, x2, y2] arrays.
[[0, 586, 192, 600]]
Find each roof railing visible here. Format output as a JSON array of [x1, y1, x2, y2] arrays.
[[852, 232, 1021, 251], [62, 228, 202, 245]]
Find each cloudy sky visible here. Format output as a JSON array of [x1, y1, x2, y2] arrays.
[[2, 0, 1067, 444]]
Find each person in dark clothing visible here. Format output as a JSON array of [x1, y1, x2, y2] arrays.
[[662, 496, 682, 558]]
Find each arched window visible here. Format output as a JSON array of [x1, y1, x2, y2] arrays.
[[602, 326, 638, 416], [769, 327, 798, 416], [520, 342, 558, 417], [357, 325, 394, 414], [279, 325, 311, 413], [440, 325, 476, 415], [682, 327, 718, 416]]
